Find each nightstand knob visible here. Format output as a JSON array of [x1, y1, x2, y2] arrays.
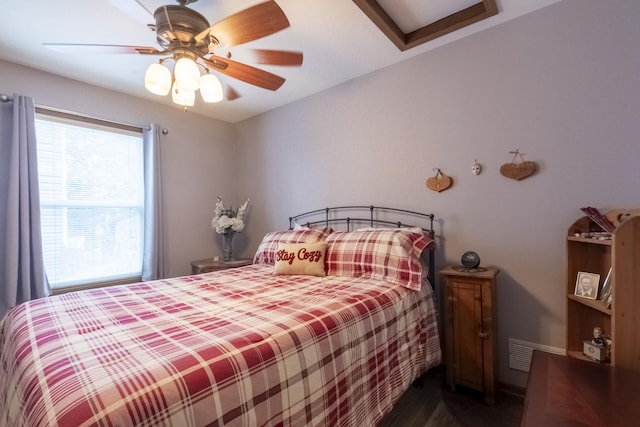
[[478, 332, 489, 339]]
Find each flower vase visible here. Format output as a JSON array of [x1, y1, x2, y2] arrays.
[[222, 232, 235, 262]]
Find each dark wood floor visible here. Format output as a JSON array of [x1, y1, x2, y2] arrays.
[[378, 367, 524, 427]]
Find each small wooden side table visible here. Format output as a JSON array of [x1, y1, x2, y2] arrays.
[[191, 258, 252, 274], [440, 265, 499, 405]]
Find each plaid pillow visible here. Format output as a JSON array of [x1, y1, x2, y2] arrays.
[[253, 229, 329, 265], [325, 229, 434, 290]]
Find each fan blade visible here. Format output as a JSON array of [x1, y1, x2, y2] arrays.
[[197, 1, 290, 47], [199, 56, 285, 91], [107, 0, 154, 26], [44, 43, 162, 55], [240, 49, 303, 66], [226, 86, 241, 101]]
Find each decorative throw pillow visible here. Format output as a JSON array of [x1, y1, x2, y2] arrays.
[[253, 229, 329, 265], [325, 228, 434, 290], [274, 241, 326, 276]]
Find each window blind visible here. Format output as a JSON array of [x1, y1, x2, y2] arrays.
[[35, 112, 144, 288]]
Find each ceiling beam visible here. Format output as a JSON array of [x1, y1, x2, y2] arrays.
[[352, 0, 498, 51]]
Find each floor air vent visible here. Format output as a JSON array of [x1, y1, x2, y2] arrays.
[[509, 338, 565, 372]]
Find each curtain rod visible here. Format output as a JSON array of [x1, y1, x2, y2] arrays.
[[1, 93, 168, 134], [1, 93, 141, 129], [36, 105, 148, 132]]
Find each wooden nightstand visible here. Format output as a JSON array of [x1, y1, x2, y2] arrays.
[[191, 258, 252, 274], [440, 265, 499, 405]]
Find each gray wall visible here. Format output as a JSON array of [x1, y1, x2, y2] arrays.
[[235, 0, 640, 387], [0, 59, 238, 279]]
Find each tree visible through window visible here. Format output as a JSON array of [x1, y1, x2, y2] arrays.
[[35, 111, 144, 289]]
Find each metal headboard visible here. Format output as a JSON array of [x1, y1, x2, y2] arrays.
[[289, 205, 436, 289]]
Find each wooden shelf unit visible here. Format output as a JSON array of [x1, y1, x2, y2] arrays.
[[566, 214, 640, 371]]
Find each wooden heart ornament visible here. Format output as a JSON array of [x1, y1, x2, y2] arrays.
[[426, 174, 453, 192], [500, 161, 536, 181]]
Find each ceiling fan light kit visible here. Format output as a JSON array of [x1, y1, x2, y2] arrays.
[[144, 54, 225, 106], [171, 81, 195, 107], [46, 0, 303, 108], [144, 62, 172, 96], [173, 57, 201, 91], [200, 72, 224, 103]]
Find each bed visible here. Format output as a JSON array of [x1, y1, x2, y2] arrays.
[[0, 206, 441, 426]]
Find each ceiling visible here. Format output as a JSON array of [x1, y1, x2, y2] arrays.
[[0, 0, 559, 123]]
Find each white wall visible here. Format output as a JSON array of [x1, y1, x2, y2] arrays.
[[235, 0, 640, 387], [0, 59, 238, 278]]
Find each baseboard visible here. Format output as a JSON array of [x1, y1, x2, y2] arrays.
[[499, 381, 526, 398]]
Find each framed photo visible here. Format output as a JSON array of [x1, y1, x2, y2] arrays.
[[575, 272, 600, 300], [599, 267, 613, 308]]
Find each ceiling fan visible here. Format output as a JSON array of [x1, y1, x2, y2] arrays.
[[44, 0, 303, 106]]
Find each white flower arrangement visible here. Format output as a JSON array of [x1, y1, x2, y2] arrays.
[[211, 196, 250, 235]]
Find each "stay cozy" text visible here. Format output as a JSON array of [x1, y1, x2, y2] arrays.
[[276, 248, 323, 265]]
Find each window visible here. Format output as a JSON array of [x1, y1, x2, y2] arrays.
[[35, 110, 144, 289]]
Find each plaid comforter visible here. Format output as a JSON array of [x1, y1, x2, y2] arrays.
[[0, 264, 441, 426]]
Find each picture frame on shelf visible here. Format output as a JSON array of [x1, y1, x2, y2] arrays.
[[599, 268, 613, 308], [574, 271, 600, 300]]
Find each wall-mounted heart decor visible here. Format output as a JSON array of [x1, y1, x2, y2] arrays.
[[426, 168, 453, 192], [500, 150, 537, 181], [500, 161, 536, 180]]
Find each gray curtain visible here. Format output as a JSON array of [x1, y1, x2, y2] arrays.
[[141, 124, 166, 281], [0, 94, 50, 318]]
